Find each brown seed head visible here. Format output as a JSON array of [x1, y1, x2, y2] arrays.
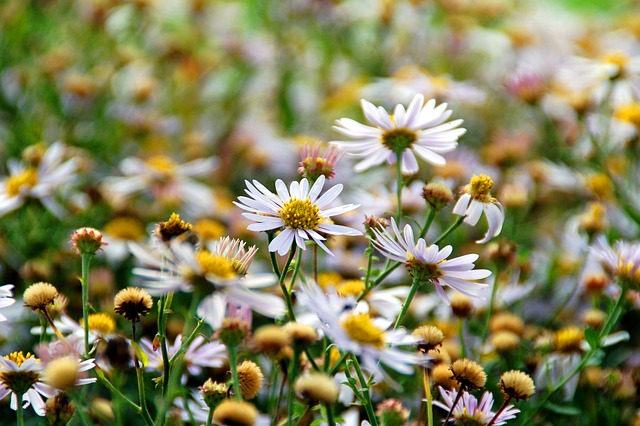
[[450, 293, 475, 318], [499, 370, 535, 401], [449, 358, 487, 389], [237, 361, 263, 399], [490, 331, 521, 353], [294, 373, 339, 404], [155, 212, 192, 243], [45, 393, 75, 426], [200, 378, 228, 408], [282, 322, 318, 349], [431, 364, 459, 390], [489, 312, 525, 336], [113, 287, 153, 322], [413, 325, 444, 354], [422, 183, 454, 210], [213, 399, 258, 426], [252, 325, 290, 356], [23, 282, 59, 311]]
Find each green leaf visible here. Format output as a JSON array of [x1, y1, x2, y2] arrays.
[[131, 341, 149, 367], [545, 402, 581, 416]]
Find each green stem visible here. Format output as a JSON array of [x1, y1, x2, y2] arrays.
[[287, 349, 301, 426], [169, 319, 204, 366], [419, 207, 437, 239], [458, 318, 467, 358], [278, 245, 298, 321], [363, 241, 375, 289], [324, 402, 336, 426], [443, 386, 465, 424], [135, 360, 155, 426], [434, 216, 465, 246], [357, 261, 402, 302], [16, 392, 24, 426], [394, 277, 420, 329], [81, 253, 91, 358], [351, 355, 379, 426], [206, 408, 214, 426], [424, 367, 434, 426], [94, 367, 142, 414], [228, 344, 242, 400], [395, 151, 404, 222], [267, 232, 281, 277], [481, 274, 500, 343]]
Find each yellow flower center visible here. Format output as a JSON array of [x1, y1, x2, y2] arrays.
[[602, 51, 629, 68], [196, 251, 237, 280], [467, 174, 495, 203], [193, 219, 226, 242], [279, 197, 321, 230], [337, 280, 365, 297], [88, 313, 116, 335], [382, 128, 417, 153], [3, 351, 37, 367], [6, 168, 38, 197], [103, 217, 146, 241], [341, 314, 385, 348], [586, 173, 613, 200], [316, 272, 343, 290], [0, 352, 41, 395], [146, 155, 176, 177], [555, 327, 584, 354], [614, 102, 640, 127], [407, 254, 443, 282]]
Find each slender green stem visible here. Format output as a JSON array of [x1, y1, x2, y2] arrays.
[[394, 277, 420, 329], [487, 396, 512, 426], [278, 245, 298, 321], [155, 294, 171, 426], [395, 151, 404, 222], [363, 241, 375, 289], [288, 248, 304, 293], [81, 253, 91, 358], [423, 367, 434, 426], [135, 360, 155, 426], [434, 216, 465, 245], [324, 402, 336, 426], [267, 232, 281, 277], [357, 261, 402, 302], [206, 408, 214, 426], [444, 386, 465, 424], [351, 355, 379, 426], [169, 319, 204, 366], [419, 207, 437, 239], [287, 349, 301, 426], [16, 392, 24, 426], [481, 274, 499, 343], [228, 344, 242, 400], [458, 318, 467, 358], [94, 367, 142, 414]]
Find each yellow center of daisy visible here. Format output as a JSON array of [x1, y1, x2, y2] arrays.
[[196, 251, 237, 280], [382, 128, 417, 153], [555, 327, 584, 354], [337, 280, 365, 297], [316, 272, 343, 290], [617, 258, 640, 286], [467, 174, 495, 203], [614, 102, 640, 127], [585, 173, 613, 200], [0, 352, 41, 395], [3, 351, 36, 367], [103, 217, 146, 241], [146, 155, 176, 177], [340, 313, 385, 348], [279, 197, 321, 230], [88, 313, 116, 335], [6, 168, 38, 197], [407, 254, 443, 282], [602, 51, 629, 79], [193, 219, 226, 242]]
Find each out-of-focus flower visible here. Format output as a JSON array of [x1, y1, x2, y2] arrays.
[[433, 386, 519, 425], [234, 175, 361, 256], [0, 142, 77, 218], [372, 218, 490, 302], [0, 285, 16, 322], [297, 281, 420, 381], [298, 142, 344, 182], [591, 235, 640, 289], [453, 174, 505, 244], [331, 94, 465, 174], [43, 356, 97, 390], [0, 351, 56, 416]]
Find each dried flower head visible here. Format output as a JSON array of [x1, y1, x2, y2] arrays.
[[252, 325, 290, 356], [294, 372, 339, 404], [282, 322, 318, 350], [155, 212, 192, 243], [237, 361, 263, 399], [450, 293, 475, 318], [113, 287, 153, 322], [45, 393, 75, 426], [450, 358, 487, 389], [422, 182, 454, 210], [200, 378, 228, 408], [213, 399, 258, 426], [489, 312, 525, 336], [432, 364, 459, 390], [499, 370, 535, 401], [413, 325, 445, 353], [491, 331, 521, 353], [69, 227, 107, 255], [23, 282, 59, 311]]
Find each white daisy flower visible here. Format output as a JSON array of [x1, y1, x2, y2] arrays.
[[372, 218, 491, 303], [0, 142, 77, 218], [330, 94, 466, 174], [234, 175, 361, 256], [130, 238, 283, 326], [0, 285, 15, 322], [0, 351, 56, 416], [453, 174, 505, 244], [297, 281, 421, 381]]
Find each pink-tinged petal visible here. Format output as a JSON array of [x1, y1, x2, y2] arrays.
[[317, 223, 362, 236], [401, 150, 419, 175]]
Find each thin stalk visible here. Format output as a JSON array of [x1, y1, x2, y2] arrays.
[[324, 402, 336, 426], [481, 272, 500, 342], [267, 232, 281, 277], [169, 319, 204, 365], [419, 207, 437, 239], [287, 349, 301, 426], [16, 392, 24, 426], [206, 408, 214, 426], [279, 245, 298, 321], [434, 216, 465, 246], [329, 351, 349, 376], [272, 372, 288, 426], [423, 368, 434, 426], [394, 277, 421, 329], [94, 367, 142, 414], [443, 386, 465, 424], [228, 345, 242, 400], [395, 151, 404, 222], [132, 321, 155, 426], [81, 253, 91, 358], [41, 307, 66, 342], [458, 318, 467, 358], [363, 241, 375, 289], [357, 261, 402, 302], [487, 396, 512, 426], [351, 355, 379, 426]]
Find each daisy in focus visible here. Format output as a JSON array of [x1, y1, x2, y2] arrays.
[[234, 175, 361, 256], [330, 94, 466, 174], [0, 285, 15, 322], [0, 142, 77, 218], [433, 386, 519, 425], [453, 174, 505, 244], [296, 281, 421, 380], [0, 351, 56, 416], [372, 218, 491, 302]]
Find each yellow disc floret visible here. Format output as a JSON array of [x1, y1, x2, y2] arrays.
[[196, 251, 237, 280], [6, 168, 38, 197], [337, 280, 365, 297], [103, 217, 146, 241], [341, 313, 385, 348], [555, 326, 584, 354], [279, 198, 320, 230], [146, 155, 176, 176], [467, 174, 495, 203], [615, 102, 640, 127], [88, 313, 116, 335]]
